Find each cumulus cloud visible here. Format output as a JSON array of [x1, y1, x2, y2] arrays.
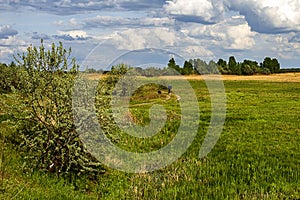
[[111, 27, 179, 50], [55, 30, 91, 41], [0, 35, 27, 62], [164, 0, 226, 24], [187, 17, 256, 50], [227, 0, 300, 33], [3, 0, 300, 35], [225, 24, 256, 49], [184, 45, 214, 58], [164, 0, 300, 34], [105, 27, 216, 59], [0, 25, 18, 39]]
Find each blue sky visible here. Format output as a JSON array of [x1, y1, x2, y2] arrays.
[[1, 0, 300, 69]]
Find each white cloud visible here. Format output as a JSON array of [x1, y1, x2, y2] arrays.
[[187, 18, 256, 50], [69, 18, 80, 27], [53, 20, 64, 26], [164, 0, 300, 34], [111, 27, 178, 50], [227, 0, 300, 33], [226, 24, 256, 49], [141, 17, 175, 27], [184, 45, 214, 58], [165, 0, 213, 16], [58, 30, 87, 38], [0, 47, 14, 58], [0, 25, 18, 39], [0, 36, 27, 61], [164, 0, 225, 23], [0, 35, 26, 47]]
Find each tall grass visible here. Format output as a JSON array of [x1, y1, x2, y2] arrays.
[[1, 79, 299, 199]]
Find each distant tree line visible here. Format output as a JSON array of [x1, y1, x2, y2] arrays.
[[217, 56, 280, 75], [166, 56, 281, 76], [0, 54, 288, 93], [82, 56, 281, 76]]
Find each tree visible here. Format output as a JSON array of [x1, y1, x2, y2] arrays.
[[167, 58, 181, 74], [192, 58, 208, 74], [182, 61, 194, 75], [217, 59, 229, 74], [228, 56, 241, 75], [217, 58, 227, 68], [13, 40, 103, 181], [262, 57, 280, 73], [241, 60, 260, 75], [207, 60, 219, 74]]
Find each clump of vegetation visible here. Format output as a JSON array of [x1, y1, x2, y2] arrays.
[[7, 40, 104, 182], [217, 56, 279, 75], [0, 62, 22, 92]]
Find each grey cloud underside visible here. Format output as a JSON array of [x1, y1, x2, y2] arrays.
[[165, 0, 300, 34], [231, 8, 298, 34], [1, 0, 300, 35], [170, 15, 216, 25], [289, 34, 300, 43], [83, 16, 175, 29], [0, 26, 18, 39], [54, 35, 92, 41], [30, 32, 90, 41], [0, 43, 26, 47], [31, 32, 51, 40], [2, 0, 165, 15], [116, 0, 166, 10]]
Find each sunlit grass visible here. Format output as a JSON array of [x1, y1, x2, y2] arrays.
[[1, 79, 300, 199]]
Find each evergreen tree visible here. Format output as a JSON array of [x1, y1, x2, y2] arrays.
[[182, 61, 194, 75], [228, 56, 241, 75], [167, 58, 181, 74]]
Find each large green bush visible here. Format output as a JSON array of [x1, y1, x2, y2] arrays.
[[11, 40, 103, 181]]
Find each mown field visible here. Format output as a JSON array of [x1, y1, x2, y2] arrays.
[[1, 74, 300, 199]]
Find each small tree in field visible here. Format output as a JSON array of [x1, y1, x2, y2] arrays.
[[13, 40, 103, 181]]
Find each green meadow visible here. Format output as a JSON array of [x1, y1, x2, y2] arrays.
[[1, 78, 300, 199]]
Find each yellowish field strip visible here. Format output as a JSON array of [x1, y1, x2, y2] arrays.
[[84, 73, 300, 82], [221, 73, 300, 82]]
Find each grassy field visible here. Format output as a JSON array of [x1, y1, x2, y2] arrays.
[[1, 74, 300, 199]]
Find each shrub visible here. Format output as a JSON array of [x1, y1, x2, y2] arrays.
[[12, 40, 104, 181], [0, 62, 23, 92]]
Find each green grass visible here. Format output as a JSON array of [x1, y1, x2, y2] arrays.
[[1, 79, 300, 199]]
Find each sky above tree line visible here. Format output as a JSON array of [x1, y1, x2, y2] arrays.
[[0, 0, 300, 69]]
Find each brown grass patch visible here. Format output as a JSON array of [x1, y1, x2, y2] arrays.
[[220, 73, 300, 82], [84, 73, 300, 82], [159, 73, 300, 82]]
